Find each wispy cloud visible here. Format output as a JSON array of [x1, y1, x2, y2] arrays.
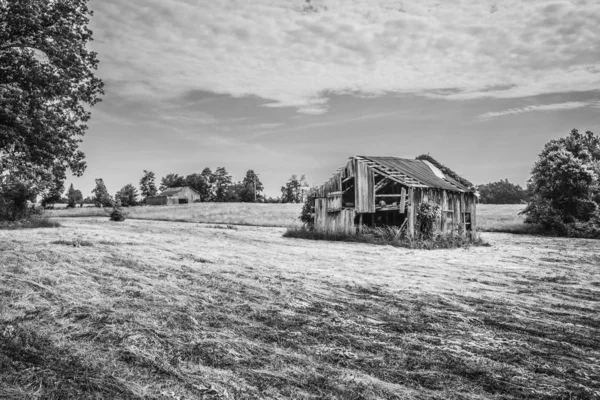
[[478, 100, 600, 119], [90, 0, 600, 114]]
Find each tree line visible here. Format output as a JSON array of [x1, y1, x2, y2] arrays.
[[38, 169, 311, 208]]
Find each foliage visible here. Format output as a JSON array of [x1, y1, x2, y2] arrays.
[[106, 199, 127, 222], [40, 168, 66, 208], [284, 225, 488, 249], [66, 184, 82, 208], [0, 179, 38, 220], [213, 167, 232, 202], [299, 188, 316, 229], [159, 173, 186, 191], [184, 172, 210, 202], [0, 214, 60, 230], [477, 179, 527, 204], [115, 184, 139, 207], [139, 170, 157, 198], [91, 178, 111, 207], [524, 129, 600, 236], [416, 202, 441, 239], [198, 167, 215, 201], [0, 0, 103, 185], [281, 174, 309, 203], [239, 169, 264, 202]]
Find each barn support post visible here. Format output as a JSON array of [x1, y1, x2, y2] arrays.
[[441, 190, 448, 233], [453, 194, 460, 233], [470, 195, 477, 237], [407, 187, 415, 238], [358, 213, 363, 234], [460, 193, 466, 233]]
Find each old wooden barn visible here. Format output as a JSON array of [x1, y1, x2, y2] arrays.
[[313, 155, 478, 236], [146, 186, 201, 206]]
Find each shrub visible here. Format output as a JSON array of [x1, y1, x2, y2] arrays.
[[299, 194, 314, 229], [106, 200, 128, 222], [416, 202, 441, 239], [0, 180, 38, 221]]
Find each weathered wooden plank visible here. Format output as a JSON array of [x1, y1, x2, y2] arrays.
[[407, 187, 415, 237], [441, 190, 448, 233], [355, 160, 375, 213], [470, 193, 477, 236], [399, 187, 406, 214]]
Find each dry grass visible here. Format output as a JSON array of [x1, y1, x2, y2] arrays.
[[47, 203, 541, 235], [1, 218, 599, 399], [284, 226, 490, 249], [476, 204, 544, 234], [0, 216, 62, 230], [46, 203, 303, 227]]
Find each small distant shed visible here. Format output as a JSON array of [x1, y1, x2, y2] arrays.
[[146, 186, 201, 206], [312, 155, 479, 237]]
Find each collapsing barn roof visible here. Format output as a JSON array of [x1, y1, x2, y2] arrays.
[[355, 156, 475, 192]]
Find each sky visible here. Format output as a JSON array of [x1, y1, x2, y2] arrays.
[[71, 0, 600, 197]]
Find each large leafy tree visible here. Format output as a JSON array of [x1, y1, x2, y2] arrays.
[[185, 172, 210, 202], [159, 173, 186, 191], [477, 179, 527, 204], [281, 174, 309, 203], [239, 169, 264, 202], [524, 129, 600, 229], [91, 178, 111, 207], [213, 167, 232, 202], [199, 167, 215, 201], [0, 0, 104, 186], [115, 183, 139, 207], [66, 183, 82, 208], [40, 167, 66, 208], [139, 170, 157, 198]]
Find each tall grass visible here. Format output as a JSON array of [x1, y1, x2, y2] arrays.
[[284, 225, 490, 249], [47, 202, 303, 227]]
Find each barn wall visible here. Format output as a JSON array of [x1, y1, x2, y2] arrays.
[[314, 197, 356, 234], [146, 196, 167, 206], [180, 187, 201, 203], [407, 188, 477, 235]]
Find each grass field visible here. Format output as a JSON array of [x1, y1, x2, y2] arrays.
[[46, 203, 304, 227], [1, 218, 599, 399], [47, 203, 533, 233]]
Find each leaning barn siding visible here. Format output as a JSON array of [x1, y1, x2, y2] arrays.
[[354, 159, 375, 213]]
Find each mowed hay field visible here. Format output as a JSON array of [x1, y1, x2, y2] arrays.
[[47, 203, 529, 232], [1, 218, 599, 399]]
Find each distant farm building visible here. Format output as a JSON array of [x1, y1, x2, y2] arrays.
[[146, 186, 201, 206], [313, 155, 478, 236]]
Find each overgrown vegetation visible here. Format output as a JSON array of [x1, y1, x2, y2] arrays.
[[106, 200, 128, 222], [284, 225, 489, 249], [523, 129, 600, 238], [0, 215, 61, 230]]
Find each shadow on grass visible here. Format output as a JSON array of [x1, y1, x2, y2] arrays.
[[0, 324, 143, 400], [0, 217, 61, 230]]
